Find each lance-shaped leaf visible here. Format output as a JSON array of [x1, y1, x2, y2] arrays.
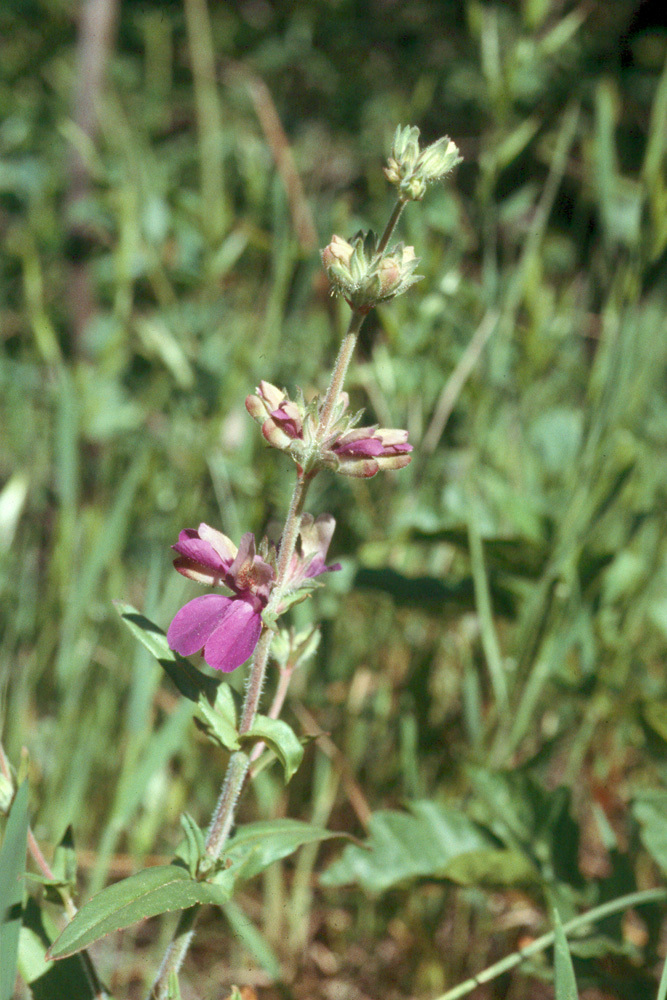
[[221, 818, 346, 882], [49, 822, 343, 961], [0, 781, 29, 1000], [115, 601, 219, 703], [554, 907, 580, 1000], [48, 864, 239, 960], [240, 716, 304, 781], [195, 684, 240, 751]]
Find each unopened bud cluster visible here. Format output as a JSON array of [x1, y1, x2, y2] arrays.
[[384, 125, 462, 201], [246, 380, 412, 479], [320, 232, 421, 315]]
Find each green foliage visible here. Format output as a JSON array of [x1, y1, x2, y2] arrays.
[[0, 782, 29, 1000], [49, 818, 340, 959], [321, 800, 497, 893], [553, 908, 580, 1000], [3, 0, 667, 996], [48, 864, 239, 960]]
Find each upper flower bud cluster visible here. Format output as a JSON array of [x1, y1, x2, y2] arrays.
[[320, 232, 421, 314], [246, 380, 412, 479], [384, 125, 462, 201]]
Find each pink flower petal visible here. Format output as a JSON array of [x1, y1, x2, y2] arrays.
[[172, 532, 230, 578], [203, 598, 263, 672], [335, 436, 384, 457], [197, 524, 238, 563], [167, 594, 233, 656]]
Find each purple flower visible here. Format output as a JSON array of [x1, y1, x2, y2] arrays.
[[330, 427, 413, 478], [167, 525, 274, 673], [245, 381, 304, 450], [282, 514, 341, 597]]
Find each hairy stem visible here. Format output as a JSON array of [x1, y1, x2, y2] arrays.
[[318, 310, 365, 436], [376, 197, 405, 255], [150, 474, 311, 999]]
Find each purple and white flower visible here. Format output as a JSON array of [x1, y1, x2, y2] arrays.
[[330, 427, 412, 478], [167, 525, 274, 673]]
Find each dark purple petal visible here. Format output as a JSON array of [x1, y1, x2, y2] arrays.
[[172, 534, 229, 576], [306, 558, 342, 578], [270, 407, 302, 439], [334, 436, 385, 457], [204, 598, 263, 672], [167, 594, 234, 656]]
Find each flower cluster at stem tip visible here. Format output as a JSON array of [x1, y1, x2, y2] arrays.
[[166, 124, 461, 675], [384, 124, 462, 201]]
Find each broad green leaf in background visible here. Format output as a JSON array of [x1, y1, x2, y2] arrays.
[[0, 780, 29, 1000], [320, 800, 493, 893], [443, 847, 538, 887], [553, 907, 579, 1000], [116, 602, 219, 703], [632, 789, 667, 875], [240, 716, 304, 782]]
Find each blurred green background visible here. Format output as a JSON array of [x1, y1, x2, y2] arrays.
[[2, 0, 667, 997]]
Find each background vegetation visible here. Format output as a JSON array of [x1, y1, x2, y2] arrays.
[[2, 0, 667, 997]]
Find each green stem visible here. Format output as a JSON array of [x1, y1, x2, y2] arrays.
[[377, 198, 406, 255], [318, 310, 365, 437], [433, 888, 667, 1000]]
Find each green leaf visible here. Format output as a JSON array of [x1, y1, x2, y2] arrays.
[[443, 847, 538, 887], [18, 898, 101, 1000], [642, 700, 667, 743], [116, 602, 219, 703], [240, 716, 304, 782], [553, 907, 579, 1000], [658, 952, 667, 1000], [320, 800, 492, 893], [48, 821, 339, 960], [633, 789, 667, 874], [0, 780, 29, 1000], [178, 814, 207, 878], [48, 864, 238, 960], [195, 684, 240, 751], [222, 818, 343, 882]]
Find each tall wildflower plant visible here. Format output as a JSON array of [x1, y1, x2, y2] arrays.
[[34, 126, 461, 997]]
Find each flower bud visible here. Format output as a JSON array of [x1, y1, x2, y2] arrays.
[[390, 125, 421, 172], [320, 232, 421, 312], [417, 136, 463, 182], [0, 772, 14, 815], [327, 426, 413, 477], [385, 125, 461, 202], [246, 381, 304, 450], [320, 234, 354, 270]]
